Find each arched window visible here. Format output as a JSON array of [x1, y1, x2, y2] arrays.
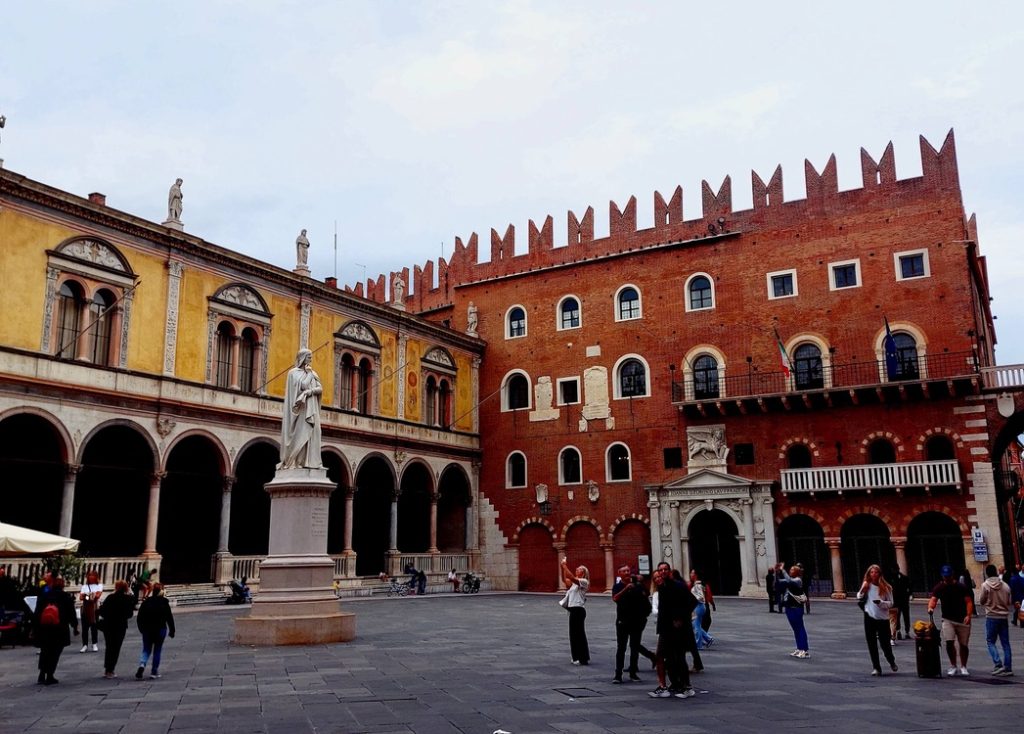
[[559, 297, 581, 330], [339, 353, 355, 409], [925, 435, 956, 461], [688, 275, 713, 311], [55, 281, 85, 360], [88, 289, 115, 366], [868, 439, 896, 464], [559, 447, 582, 485], [507, 306, 527, 338], [238, 327, 259, 392], [438, 378, 452, 428], [214, 322, 235, 389], [888, 333, 920, 380], [787, 444, 813, 469], [617, 286, 641, 321], [693, 355, 720, 399], [507, 452, 527, 488], [425, 375, 438, 426], [506, 374, 529, 410], [607, 443, 631, 482], [357, 358, 372, 414], [793, 343, 824, 390], [618, 358, 648, 398]]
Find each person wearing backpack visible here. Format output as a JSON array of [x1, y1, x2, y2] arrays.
[[32, 575, 78, 685]]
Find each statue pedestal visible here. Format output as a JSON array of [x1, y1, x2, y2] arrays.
[[234, 468, 355, 646], [293, 265, 311, 277], [163, 219, 184, 231]]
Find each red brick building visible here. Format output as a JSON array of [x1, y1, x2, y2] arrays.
[[360, 130, 1024, 596]]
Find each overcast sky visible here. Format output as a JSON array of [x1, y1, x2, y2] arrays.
[[3, 2, 1022, 362]]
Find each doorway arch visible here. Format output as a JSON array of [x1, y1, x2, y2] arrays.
[[687, 509, 741, 595], [229, 441, 277, 556], [518, 524, 557, 591], [0, 413, 67, 534], [565, 521, 605, 591], [906, 511, 966, 593], [159, 435, 223, 583], [777, 514, 831, 596], [437, 464, 470, 551], [840, 513, 895, 592], [397, 462, 432, 553], [353, 455, 394, 576]]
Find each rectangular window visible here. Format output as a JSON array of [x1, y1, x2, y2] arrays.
[[895, 249, 930, 281], [767, 269, 797, 300], [828, 259, 861, 290], [734, 443, 755, 465], [557, 378, 580, 405], [663, 447, 683, 469]]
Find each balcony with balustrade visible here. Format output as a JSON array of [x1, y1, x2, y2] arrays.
[[780, 459, 961, 498], [671, 350, 981, 418]]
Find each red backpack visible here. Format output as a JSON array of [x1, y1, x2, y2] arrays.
[[40, 602, 60, 626]]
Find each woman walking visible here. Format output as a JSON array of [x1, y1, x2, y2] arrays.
[[561, 557, 590, 665], [98, 580, 135, 678], [857, 564, 898, 675], [135, 583, 175, 679], [782, 565, 810, 658], [33, 576, 78, 685], [78, 570, 103, 653], [690, 570, 715, 649]]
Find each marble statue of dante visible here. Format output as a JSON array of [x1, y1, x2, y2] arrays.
[[278, 348, 323, 470], [167, 178, 183, 221], [296, 229, 310, 267]]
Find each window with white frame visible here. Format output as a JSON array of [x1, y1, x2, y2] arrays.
[[557, 296, 581, 330], [767, 269, 798, 300], [693, 355, 720, 399], [828, 259, 861, 290], [506, 305, 527, 339], [206, 283, 271, 392], [557, 377, 580, 405], [421, 347, 457, 428], [606, 443, 631, 482], [334, 321, 381, 414], [894, 249, 930, 281], [506, 452, 527, 488], [685, 273, 715, 311], [503, 371, 531, 411], [615, 356, 650, 398], [616, 285, 642, 321], [559, 446, 582, 485]]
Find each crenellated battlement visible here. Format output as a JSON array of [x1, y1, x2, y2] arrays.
[[347, 131, 960, 312]]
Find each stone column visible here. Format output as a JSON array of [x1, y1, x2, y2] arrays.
[[761, 496, 778, 571], [891, 536, 908, 574], [468, 461, 481, 552], [741, 497, 756, 585], [647, 498, 662, 568], [668, 501, 682, 576], [602, 542, 615, 590], [76, 305, 91, 360], [826, 538, 845, 598], [59, 464, 80, 538], [343, 486, 356, 554], [229, 336, 241, 390], [553, 542, 567, 591], [428, 491, 439, 553], [218, 476, 234, 553], [471, 356, 481, 433], [389, 488, 400, 551], [143, 472, 166, 558]]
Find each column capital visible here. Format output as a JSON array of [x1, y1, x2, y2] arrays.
[[65, 463, 82, 477], [825, 537, 841, 549], [553, 542, 567, 552], [391, 487, 402, 501], [430, 491, 440, 504], [222, 475, 236, 492], [152, 471, 167, 482], [890, 535, 907, 546], [345, 485, 358, 498]]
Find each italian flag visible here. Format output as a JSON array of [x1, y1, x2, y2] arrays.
[[775, 329, 792, 377]]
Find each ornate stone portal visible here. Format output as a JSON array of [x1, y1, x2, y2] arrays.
[[645, 468, 777, 598]]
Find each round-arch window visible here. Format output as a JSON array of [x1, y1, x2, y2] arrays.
[[608, 444, 631, 481], [618, 288, 640, 320], [793, 344, 823, 390], [507, 374, 529, 410], [508, 307, 526, 337], [868, 439, 896, 464], [689, 276, 712, 310], [507, 453, 526, 487], [560, 298, 580, 329], [888, 333, 919, 380], [619, 359, 647, 397], [560, 448, 581, 484], [787, 444, 813, 469], [693, 355, 719, 399], [925, 435, 955, 461]]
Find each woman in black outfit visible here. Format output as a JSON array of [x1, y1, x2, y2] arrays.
[[98, 580, 136, 678], [33, 576, 78, 685]]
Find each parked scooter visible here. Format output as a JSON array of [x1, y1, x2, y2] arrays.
[[461, 572, 481, 593], [226, 577, 252, 604]]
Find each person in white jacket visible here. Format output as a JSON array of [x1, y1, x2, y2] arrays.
[[856, 564, 898, 676], [978, 564, 1013, 676]]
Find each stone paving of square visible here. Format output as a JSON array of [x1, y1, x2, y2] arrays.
[[0, 593, 1019, 733]]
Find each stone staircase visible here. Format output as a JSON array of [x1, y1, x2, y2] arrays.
[[162, 583, 230, 607]]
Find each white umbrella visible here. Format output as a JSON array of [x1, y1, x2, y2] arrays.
[[0, 522, 80, 556]]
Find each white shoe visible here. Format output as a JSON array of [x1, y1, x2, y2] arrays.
[[79, 645, 88, 654], [789, 650, 800, 657], [947, 667, 957, 677], [959, 666, 969, 676], [91, 644, 98, 652], [796, 650, 810, 659]]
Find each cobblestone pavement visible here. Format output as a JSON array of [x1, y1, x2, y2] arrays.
[[0, 593, 1019, 733]]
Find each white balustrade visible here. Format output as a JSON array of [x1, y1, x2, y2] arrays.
[[781, 459, 960, 494], [982, 364, 1024, 389]]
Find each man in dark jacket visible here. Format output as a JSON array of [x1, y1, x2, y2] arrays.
[[135, 583, 175, 679], [98, 579, 136, 678], [891, 568, 912, 639], [611, 565, 656, 683], [647, 562, 696, 699], [32, 576, 78, 685]]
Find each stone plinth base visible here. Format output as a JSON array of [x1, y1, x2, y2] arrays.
[[293, 266, 311, 277], [235, 610, 355, 646], [163, 219, 183, 231]]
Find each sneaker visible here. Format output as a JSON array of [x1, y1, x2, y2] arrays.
[[91, 644, 98, 652], [959, 667, 969, 677], [674, 687, 697, 699], [689, 667, 703, 674], [150, 672, 161, 679], [135, 667, 144, 680], [870, 669, 880, 676], [991, 665, 1004, 674], [571, 660, 580, 666], [890, 662, 898, 673], [80, 645, 88, 654], [103, 672, 116, 679], [789, 650, 801, 657], [890, 639, 896, 646], [628, 674, 642, 682], [648, 686, 672, 698], [994, 669, 1014, 677], [611, 677, 622, 684], [796, 650, 810, 659], [947, 667, 958, 677], [705, 638, 714, 647]]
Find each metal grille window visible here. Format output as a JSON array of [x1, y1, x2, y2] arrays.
[[560, 298, 580, 329], [618, 287, 640, 320], [88, 290, 114, 366], [689, 276, 713, 309], [693, 355, 719, 399], [215, 322, 234, 388], [793, 343, 824, 390], [55, 282, 84, 359]]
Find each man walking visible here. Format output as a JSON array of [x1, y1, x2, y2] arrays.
[[610, 565, 656, 684], [647, 562, 695, 700], [891, 567, 912, 640], [978, 564, 1013, 676], [927, 564, 973, 677]]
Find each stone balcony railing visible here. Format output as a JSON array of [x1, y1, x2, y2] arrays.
[[780, 459, 961, 495], [981, 364, 1024, 390]]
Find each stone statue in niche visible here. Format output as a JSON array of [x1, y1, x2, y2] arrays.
[[535, 483, 548, 504], [687, 425, 729, 461], [278, 349, 323, 470], [466, 301, 478, 335], [586, 480, 599, 503]]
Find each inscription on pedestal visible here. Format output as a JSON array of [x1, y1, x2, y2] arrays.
[[311, 506, 328, 537]]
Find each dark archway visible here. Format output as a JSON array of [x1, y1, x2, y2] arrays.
[[437, 465, 469, 552], [324, 452, 349, 555], [398, 462, 432, 553], [159, 436, 223, 583], [353, 456, 394, 576], [229, 442, 277, 556], [565, 522, 605, 591], [0, 414, 65, 533], [777, 514, 831, 596], [518, 524, 557, 591], [73, 424, 154, 556], [840, 513, 895, 592], [906, 512, 966, 594], [688, 509, 741, 595], [613, 519, 650, 576]]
